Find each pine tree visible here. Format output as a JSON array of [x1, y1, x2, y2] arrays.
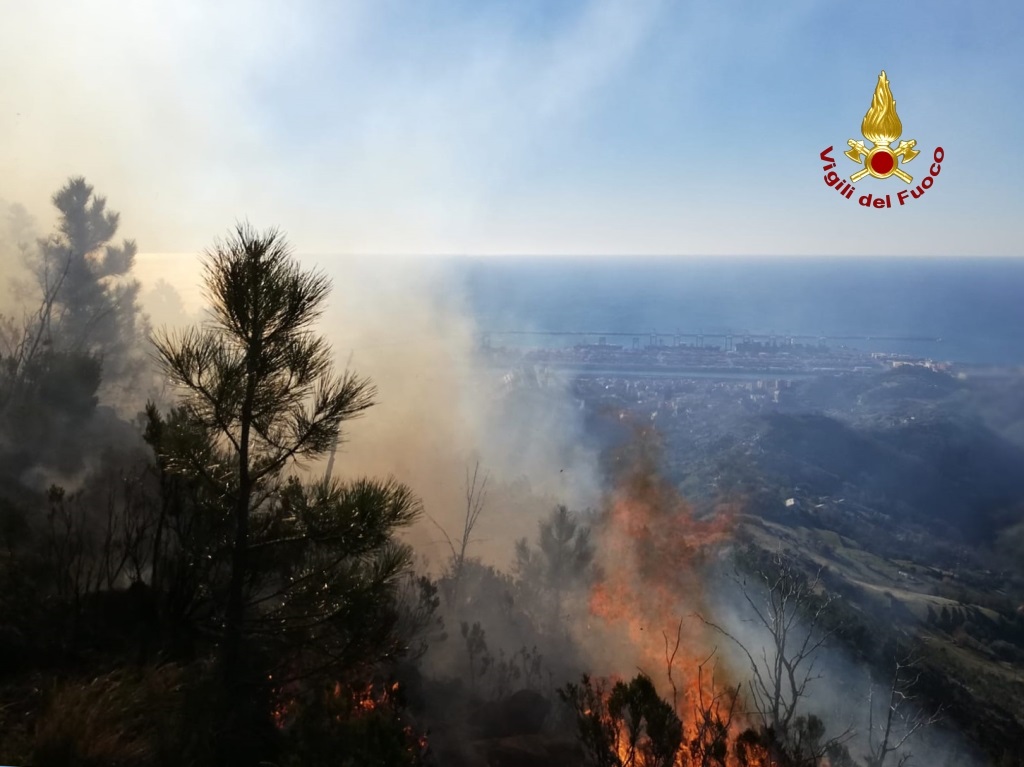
[[31, 177, 148, 395], [153, 223, 420, 763], [515, 504, 595, 633]]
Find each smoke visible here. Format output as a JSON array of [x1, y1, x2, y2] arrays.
[[701, 561, 987, 767], [0, 0, 666, 256], [0, 200, 39, 313], [7, 208, 998, 760], [0, 186, 157, 493], [310, 254, 603, 569], [133, 248, 606, 573], [579, 425, 735, 682], [251, 255, 986, 763]]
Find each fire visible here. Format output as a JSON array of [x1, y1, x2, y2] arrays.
[[271, 696, 297, 730], [270, 673, 301, 730], [588, 427, 733, 705], [582, 426, 775, 766], [861, 70, 903, 147], [351, 681, 380, 713], [334, 680, 406, 718], [270, 678, 429, 760]]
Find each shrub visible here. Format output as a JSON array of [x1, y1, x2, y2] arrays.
[[25, 663, 220, 767]]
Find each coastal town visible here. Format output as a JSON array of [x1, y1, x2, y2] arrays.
[[483, 331, 955, 382]]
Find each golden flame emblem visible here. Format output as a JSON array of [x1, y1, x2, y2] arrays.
[[844, 71, 920, 183]]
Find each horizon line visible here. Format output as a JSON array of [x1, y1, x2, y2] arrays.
[[137, 252, 1024, 260]]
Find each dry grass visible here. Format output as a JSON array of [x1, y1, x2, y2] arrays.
[[15, 665, 191, 767]]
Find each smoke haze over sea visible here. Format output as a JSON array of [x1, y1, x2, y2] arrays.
[[136, 254, 1024, 366], [452, 256, 1024, 365]]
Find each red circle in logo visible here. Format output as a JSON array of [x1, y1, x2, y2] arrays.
[[870, 151, 895, 175]]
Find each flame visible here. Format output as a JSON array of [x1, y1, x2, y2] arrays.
[[861, 70, 903, 147], [271, 696, 297, 730], [581, 426, 777, 766], [353, 681, 379, 712], [579, 677, 773, 767], [270, 678, 429, 759], [586, 430, 719, 756], [588, 426, 733, 698]]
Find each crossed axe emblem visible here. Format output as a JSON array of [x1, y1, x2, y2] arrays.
[[845, 138, 920, 183]]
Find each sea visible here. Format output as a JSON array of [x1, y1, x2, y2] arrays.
[[454, 257, 1024, 366]]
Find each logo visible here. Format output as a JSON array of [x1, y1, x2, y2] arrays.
[[819, 71, 944, 208]]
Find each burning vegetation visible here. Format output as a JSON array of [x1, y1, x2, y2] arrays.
[[587, 426, 734, 696], [581, 427, 741, 759], [0, 179, 1000, 766], [554, 429, 854, 767]]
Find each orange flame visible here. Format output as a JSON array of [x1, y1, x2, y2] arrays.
[[861, 70, 903, 147], [271, 678, 428, 759], [271, 697, 297, 730], [583, 426, 774, 765]]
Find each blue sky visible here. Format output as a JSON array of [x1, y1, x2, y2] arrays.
[[1, 0, 1022, 257]]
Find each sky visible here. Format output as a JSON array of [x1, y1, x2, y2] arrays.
[[2, 0, 1023, 265]]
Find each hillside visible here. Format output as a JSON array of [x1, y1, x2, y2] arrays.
[[576, 365, 1024, 763]]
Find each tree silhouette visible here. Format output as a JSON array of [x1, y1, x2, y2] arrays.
[[697, 551, 853, 764], [865, 652, 943, 767], [0, 179, 146, 475], [30, 177, 149, 396], [152, 223, 418, 763], [514, 504, 595, 633]]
